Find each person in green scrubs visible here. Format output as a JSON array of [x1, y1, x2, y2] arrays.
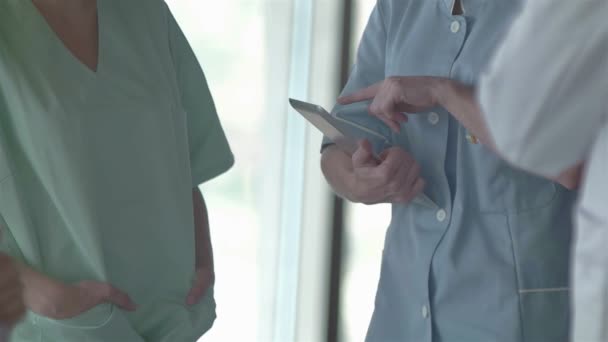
[[0, 0, 234, 341]]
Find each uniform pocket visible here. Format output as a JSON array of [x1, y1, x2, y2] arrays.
[[506, 190, 574, 342], [463, 140, 559, 214], [519, 289, 570, 342], [32, 304, 145, 341]]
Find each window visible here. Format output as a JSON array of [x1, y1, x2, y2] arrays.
[[339, 1, 391, 341], [166, 1, 342, 341]]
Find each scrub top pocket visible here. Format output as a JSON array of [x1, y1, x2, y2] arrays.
[[131, 288, 217, 342]]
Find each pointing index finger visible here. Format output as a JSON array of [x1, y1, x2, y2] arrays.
[[337, 82, 381, 105]]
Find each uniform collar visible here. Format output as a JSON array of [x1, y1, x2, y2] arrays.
[[443, 0, 455, 12], [443, 0, 466, 15]]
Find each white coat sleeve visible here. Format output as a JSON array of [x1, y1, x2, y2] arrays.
[[478, 0, 608, 177]]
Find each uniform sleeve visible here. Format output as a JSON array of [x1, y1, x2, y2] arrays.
[[166, 5, 235, 186], [322, 2, 389, 150], [478, 0, 608, 177]]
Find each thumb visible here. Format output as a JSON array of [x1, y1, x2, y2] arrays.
[[352, 140, 376, 168]]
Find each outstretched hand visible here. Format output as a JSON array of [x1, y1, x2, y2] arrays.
[[338, 76, 446, 132]]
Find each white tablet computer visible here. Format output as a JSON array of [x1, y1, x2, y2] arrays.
[[288, 98, 376, 155], [289, 98, 438, 209]]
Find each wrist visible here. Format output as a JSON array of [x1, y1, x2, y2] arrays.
[[431, 77, 454, 108], [19, 264, 65, 315]]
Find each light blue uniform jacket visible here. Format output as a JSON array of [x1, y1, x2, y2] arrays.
[[326, 1, 576, 341]]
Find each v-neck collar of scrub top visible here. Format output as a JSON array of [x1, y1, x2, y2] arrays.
[[18, 0, 105, 80]]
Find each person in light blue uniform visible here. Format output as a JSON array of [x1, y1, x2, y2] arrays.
[[321, 1, 578, 341]]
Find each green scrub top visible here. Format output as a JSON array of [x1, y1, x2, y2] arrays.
[[0, 0, 234, 341]]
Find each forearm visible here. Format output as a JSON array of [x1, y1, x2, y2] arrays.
[[433, 79, 497, 149], [320, 146, 357, 202], [433, 79, 581, 189], [192, 188, 213, 269]]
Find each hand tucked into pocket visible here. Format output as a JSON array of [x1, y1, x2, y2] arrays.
[[19, 264, 137, 320]]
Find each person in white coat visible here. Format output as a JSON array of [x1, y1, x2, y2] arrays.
[[477, 0, 608, 340]]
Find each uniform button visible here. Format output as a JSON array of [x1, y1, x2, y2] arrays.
[[422, 305, 429, 318], [428, 112, 439, 125], [451, 20, 461, 33], [436, 209, 447, 222]]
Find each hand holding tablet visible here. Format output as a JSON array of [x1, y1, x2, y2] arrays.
[[290, 98, 438, 209]]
